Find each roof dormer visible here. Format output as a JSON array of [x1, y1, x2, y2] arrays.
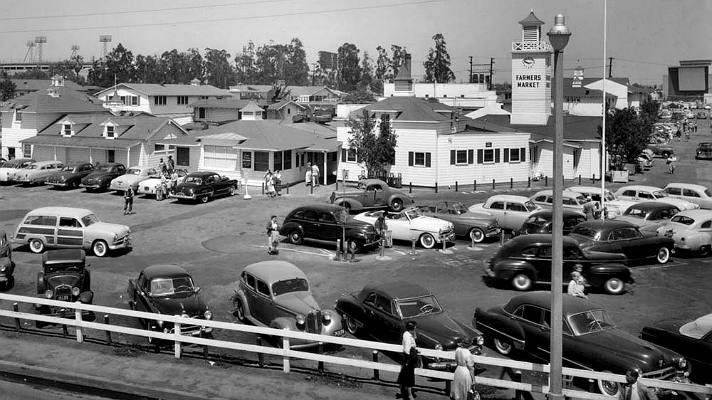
[[100, 119, 119, 139], [57, 117, 76, 137]]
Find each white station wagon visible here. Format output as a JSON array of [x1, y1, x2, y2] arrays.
[[663, 183, 712, 210], [614, 185, 699, 211], [13, 207, 131, 257]]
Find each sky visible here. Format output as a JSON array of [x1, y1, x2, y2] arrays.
[[0, 0, 710, 86]]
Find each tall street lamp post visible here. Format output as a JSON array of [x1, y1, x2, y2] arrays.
[[547, 14, 571, 400]]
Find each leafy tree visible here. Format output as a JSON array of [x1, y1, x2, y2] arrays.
[[203, 48, 234, 88], [337, 43, 361, 92], [284, 38, 309, 85], [88, 43, 136, 86], [359, 51, 374, 91], [11, 69, 50, 80], [135, 54, 164, 83], [376, 114, 398, 171], [640, 99, 660, 122], [0, 79, 17, 101], [235, 41, 258, 83], [601, 107, 652, 170], [423, 33, 455, 83], [254, 43, 283, 84], [374, 46, 391, 82], [345, 109, 398, 176], [390, 45, 407, 78]]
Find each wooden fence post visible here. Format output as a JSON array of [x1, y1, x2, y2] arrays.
[[104, 315, 112, 344], [510, 177, 513, 189], [409, 182, 412, 194], [282, 332, 291, 373], [455, 181, 458, 192], [474, 180, 477, 191], [75, 303, 83, 343], [492, 179, 495, 190], [545, 176, 548, 186], [318, 342, 324, 373], [372, 350, 380, 380], [435, 182, 438, 193], [528, 177, 531, 188], [12, 303, 20, 331], [578, 175, 582, 185], [257, 336, 265, 367], [174, 318, 182, 359]]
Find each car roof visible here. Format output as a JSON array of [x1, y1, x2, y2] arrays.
[[42, 249, 85, 265], [679, 313, 712, 339], [531, 190, 585, 197], [66, 161, 91, 167], [617, 185, 663, 192], [528, 209, 586, 218], [505, 291, 601, 316], [674, 209, 712, 220], [626, 201, 679, 211], [487, 194, 530, 203], [186, 171, 217, 177], [574, 219, 636, 230], [502, 234, 580, 249], [362, 281, 431, 299], [359, 178, 389, 186], [0, 158, 34, 167], [142, 264, 190, 279], [290, 204, 344, 213], [25, 207, 93, 218], [243, 261, 307, 283], [566, 186, 612, 194], [664, 182, 708, 191], [30, 160, 62, 166]]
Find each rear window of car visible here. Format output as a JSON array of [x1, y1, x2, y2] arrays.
[[571, 226, 598, 239], [670, 215, 695, 225], [24, 215, 57, 226]]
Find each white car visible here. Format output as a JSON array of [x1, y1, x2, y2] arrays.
[[353, 207, 455, 249], [656, 209, 712, 256], [10, 160, 64, 185], [567, 185, 636, 218], [529, 190, 588, 212], [663, 183, 712, 210], [109, 166, 159, 192], [468, 195, 540, 231], [614, 185, 699, 211], [136, 168, 188, 197], [0, 158, 35, 182]]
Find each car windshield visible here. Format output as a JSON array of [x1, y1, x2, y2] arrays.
[[271, 278, 309, 296], [184, 176, 203, 184], [524, 201, 538, 212], [97, 165, 111, 172], [625, 208, 648, 219], [451, 203, 467, 214], [396, 295, 442, 318], [571, 226, 601, 240], [150, 276, 195, 296], [405, 208, 423, 219], [568, 309, 615, 335], [653, 191, 668, 198], [670, 215, 695, 225], [127, 168, 141, 175], [81, 214, 99, 226]]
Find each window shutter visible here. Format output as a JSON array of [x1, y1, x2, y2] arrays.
[[341, 149, 346, 162], [477, 149, 483, 164], [520, 147, 526, 162], [450, 150, 456, 165], [468, 149, 474, 164], [408, 152, 414, 166], [425, 153, 431, 167], [503, 148, 509, 163], [495, 149, 500, 163]]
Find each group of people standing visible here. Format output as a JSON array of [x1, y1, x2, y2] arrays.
[[305, 162, 320, 187], [264, 170, 282, 198]]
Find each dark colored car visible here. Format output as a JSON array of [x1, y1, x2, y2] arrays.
[[419, 201, 500, 243], [44, 162, 94, 189], [169, 171, 238, 203], [514, 209, 587, 236], [335, 281, 484, 370], [331, 178, 414, 212], [80, 163, 126, 191], [641, 313, 712, 384], [569, 220, 675, 264], [485, 234, 632, 294], [646, 142, 674, 158], [127, 265, 212, 343], [35, 249, 94, 327], [695, 143, 712, 160], [473, 292, 688, 397], [279, 204, 380, 250], [615, 201, 680, 233], [0, 230, 15, 290]]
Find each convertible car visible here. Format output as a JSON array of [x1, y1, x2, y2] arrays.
[[419, 201, 500, 243], [474, 292, 688, 396], [569, 220, 675, 264], [354, 207, 455, 249], [336, 281, 483, 370]]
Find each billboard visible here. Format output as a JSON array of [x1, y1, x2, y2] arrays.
[[678, 66, 707, 91]]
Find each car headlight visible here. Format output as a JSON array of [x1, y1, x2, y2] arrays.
[[434, 344, 443, 351], [476, 336, 484, 346], [322, 313, 331, 325], [72, 287, 80, 296], [675, 357, 687, 369], [44, 290, 53, 299], [204, 310, 212, 320], [0, 265, 5, 272], [296, 314, 305, 327]]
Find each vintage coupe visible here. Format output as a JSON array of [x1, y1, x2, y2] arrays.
[[468, 195, 540, 231], [655, 210, 712, 255], [330, 178, 414, 212], [169, 171, 238, 203], [695, 142, 712, 160], [354, 207, 455, 249], [646, 142, 675, 158], [137, 168, 188, 197], [109, 166, 160, 192], [13, 207, 131, 257], [473, 292, 689, 396], [0, 230, 15, 290], [419, 201, 500, 243], [80, 163, 126, 191], [614, 185, 699, 211], [0, 158, 35, 182], [484, 234, 631, 294], [335, 282, 484, 370], [664, 183, 712, 210], [127, 265, 213, 342], [44, 162, 95, 188], [569, 220, 675, 264], [35, 249, 95, 327], [641, 313, 712, 384], [279, 204, 379, 250], [529, 190, 588, 213], [514, 209, 587, 236], [566, 186, 636, 218], [615, 201, 680, 233], [231, 261, 344, 348], [11, 161, 64, 185]]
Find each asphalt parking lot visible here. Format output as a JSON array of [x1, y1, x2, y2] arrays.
[[1, 125, 712, 391]]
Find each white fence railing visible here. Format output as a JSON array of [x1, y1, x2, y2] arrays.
[[0, 293, 710, 400]]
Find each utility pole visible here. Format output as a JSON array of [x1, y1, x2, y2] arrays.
[[489, 57, 495, 90], [469, 56, 473, 83], [608, 57, 614, 78]]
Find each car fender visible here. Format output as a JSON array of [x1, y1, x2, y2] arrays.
[[0, 258, 14, 277], [271, 316, 298, 331], [79, 291, 93, 304], [335, 296, 366, 326], [279, 222, 303, 236], [334, 197, 365, 210], [474, 308, 526, 350], [682, 232, 711, 250], [387, 193, 410, 205], [492, 260, 537, 282], [586, 263, 632, 285], [230, 289, 253, 318]]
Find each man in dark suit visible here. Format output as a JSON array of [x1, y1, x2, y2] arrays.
[[619, 369, 658, 400]]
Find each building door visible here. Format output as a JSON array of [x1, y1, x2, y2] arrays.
[[107, 150, 115, 163], [176, 147, 190, 167], [198, 108, 206, 119]]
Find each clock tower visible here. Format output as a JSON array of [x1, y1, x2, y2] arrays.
[[511, 10, 552, 125]]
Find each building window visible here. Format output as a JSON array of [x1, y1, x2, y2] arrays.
[[23, 144, 32, 158], [14, 111, 22, 123], [154, 96, 167, 106], [107, 149, 115, 163], [131, 96, 140, 106], [254, 151, 269, 172], [176, 147, 190, 166], [7, 148, 15, 159], [242, 151, 252, 169], [273, 150, 282, 171], [347, 148, 357, 162], [408, 151, 431, 167], [155, 144, 165, 151], [105, 125, 115, 138], [503, 148, 526, 163], [204, 145, 237, 170], [477, 148, 499, 164], [177, 96, 189, 105], [63, 124, 72, 136], [283, 150, 292, 170], [450, 149, 472, 165], [120, 96, 126, 105]]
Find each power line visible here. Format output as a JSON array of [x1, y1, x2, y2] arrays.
[[0, 0, 444, 34]]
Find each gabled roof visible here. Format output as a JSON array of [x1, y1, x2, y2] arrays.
[[1, 87, 106, 114], [284, 86, 340, 98], [188, 97, 269, 109], [519, 10, 545, 26], [95, 83, 230, 98], [353, 97, 458, 122], [267, 99, 307, 111], [229, 84, 274, 93], [10, 79, 84, 93], [239, 101, 264, 112], [563, 77, 631, 88], [473, 114, 602, 142]]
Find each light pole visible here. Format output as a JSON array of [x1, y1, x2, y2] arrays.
[[547, 14, 571, 400]]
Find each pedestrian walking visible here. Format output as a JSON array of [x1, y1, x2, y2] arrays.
[[450, 340, 478, 400], [619, 369, 658, 400], [273, 170, 282, 196], [166, 155, 175, 174], [582, 195, 596, 221], [666, 154, 676, 174], [123, 186, 134, 215], [397, 321, 419, 400], [264, 170, 276, 198], [311, 162, 320, 187], [305, 162, 312, 187], [266, 215, 280, 255]]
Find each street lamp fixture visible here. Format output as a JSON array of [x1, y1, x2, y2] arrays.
[[546, 13, 571, 400]]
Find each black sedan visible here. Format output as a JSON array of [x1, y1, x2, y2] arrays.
[[474, 292, 688, 397], [514, 209, 587, 236], [127, 265, 212, 343], [641, 313, 712, 384], [569, 220, 675, 264], [169, 171, 238, 203], [336, 281, 483, 370], [44, 162, 94, 189], [485, 234, 632, 294], [80, 163, 126, 191]]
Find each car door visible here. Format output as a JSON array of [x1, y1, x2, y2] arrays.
[[512, 304, 551, 359], [214, 174, 230, 195], [562, 245, 588, 280], [56, 216, 84, 248], [503, 202, 527, 231], [251, 279, 274, 325], [365, 293, 402, 343], [533, 245, 552, 282], [386, 212, 411, 240], [365, 183, 387, 207], [242, 272, 259, 318], [299, 209, 320, 239], [486, 201, 506, 226], [316, 211, 341, 241], [134, 273, 152, 313], [609, 227, 647, 260]]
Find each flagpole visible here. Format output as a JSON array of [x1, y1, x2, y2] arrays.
[[600, 0, 607, 219]]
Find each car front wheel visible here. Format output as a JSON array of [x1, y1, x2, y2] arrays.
[[289, 230, 303, 245], [598, 371, 621, 397], [29, 239, 45, 254], [200, 194, 210, 203], [469, 228, 485, 243], [390, 198, 404, 212], [656, 247, 670, 264], [604, 277, 625, 295], [419, 233, 436, 249], [344, 314, 359, 335], [493, 338, 513, 355], [233, 300, 246, 322], [92, 240, 108, 257], [699, 245, 711, 257], [511, 273, 533, 291]]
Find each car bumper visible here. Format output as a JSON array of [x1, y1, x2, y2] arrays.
[[109, 235, 132, 250], [47, 182, 70, 187], [169, 193, 198, 200], [436, 231, 456, 243], [80, 183, 102, 189]]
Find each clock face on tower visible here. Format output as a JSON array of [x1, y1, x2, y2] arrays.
[[522, 57, 535, 68]]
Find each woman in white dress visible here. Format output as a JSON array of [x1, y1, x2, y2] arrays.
[[450, 341, 476, 400]]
